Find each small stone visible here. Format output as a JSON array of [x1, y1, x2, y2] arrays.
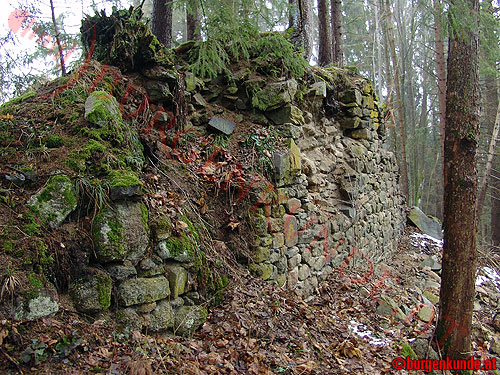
[[173, 305, 207, 336], [164, 265, 188, 298], [284, 214, 298, 247], [208, 116, 236, 135], [26, 296, 59, 320], [137, 302, 157, 313], [148, 300, 174, 332], [417, 306, 434, 322]]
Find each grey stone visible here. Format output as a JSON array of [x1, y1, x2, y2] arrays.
[[208, 116, 236, 135], [376, 295, 406, 321], [284, 214, 298, 247], [298, 264, 310, 281], [148, 300, 174, 332], [252, 79, 298, 111], [71, 273, 112, 313], [164, 265, 188, 298], [117, 308, 142, 331], [408, 206, 443, 240], [106, 264, 137, 281], [84, 91, 122, 127], [266, 105, 304, 125], [92, 201, 149, 263], [117, 276, 170, 307], [26, 296, 59, 320], [173, 305, 207, 336], [27, 175, 77, 228], [144, 81, 172, 102]]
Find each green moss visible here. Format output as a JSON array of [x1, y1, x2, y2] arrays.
[[66, 140, 107, 172], [140, 203, 149, 234], [93, 209, 125, 258], [44, 135, 65, 148], [29, 272, 44, 290], [0, 90, 36, 113], [95, 274, 112, 310], [3, 240, 14, 254], [401, 342, 417, 360], [108, 169, 142, 188], [36, 175, 76, 209], [164, 234, 193, 256]]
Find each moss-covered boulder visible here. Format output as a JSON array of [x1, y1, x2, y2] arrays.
[[84, 91, 123, 128], [173, 305, 207, 336], [27, 175, 77, 228], [249, 263, 274, 280], [92, 201, 149, 263], [252, 79, 298, 111], [108, 169, 143, 200], [117, 276, 170, 306], [70, 272, 112, 313]]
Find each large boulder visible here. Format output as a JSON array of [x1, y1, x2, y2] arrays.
[[92, 201, 149, 263], [408, 206, 443, 240], [27, 175, 77, 228]]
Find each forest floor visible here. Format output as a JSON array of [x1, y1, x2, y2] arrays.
[[2, 225, 499, 375]]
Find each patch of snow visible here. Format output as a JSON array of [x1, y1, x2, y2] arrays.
[[410, 233, 443, 249], [348, 319, 391, 346], [476, 266, 500, 292]]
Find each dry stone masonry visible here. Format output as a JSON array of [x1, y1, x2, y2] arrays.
[[246, 76, 406, 298]]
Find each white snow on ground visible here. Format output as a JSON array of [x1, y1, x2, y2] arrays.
[[348, 319, 391, 346], [476, 266, 500, 291], [410, 233, 443, 249]]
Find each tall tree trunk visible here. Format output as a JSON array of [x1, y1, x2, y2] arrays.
[[186, 0, 200, 41], [478, 78, 500, 218], [152, 0, 173, 48], [289, 0, 313, 60], [492, 164, 500, 247], [383, 0, 409, 202], [318, 0, 332, 66], [330, 0, 343, 66], [49, 0, 66, 76], [434, 0, 447, 218], [437, 0, 479, 361]]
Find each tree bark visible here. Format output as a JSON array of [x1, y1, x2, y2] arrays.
[[186, 0, 200, 41], [49, 0, 66, 76], [434, 0, 446, 217], [437, 0, 479, 361], [383, 0, 409, 202], [318, 0, 332, 66], [330, 0, 343, 66], [477, 78, 500, 218], [151, 0, 173, 48]]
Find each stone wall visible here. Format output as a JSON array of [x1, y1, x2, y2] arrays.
[[247, 77, 406, 298]]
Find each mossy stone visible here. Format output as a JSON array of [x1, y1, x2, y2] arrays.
[[84, 91, 123, 128], [117, 276, 170, 306], [70, 272, 112, 313], [249, 263, 273, 280], [27, 175, 77, 228], [92, 201, 149, 263]]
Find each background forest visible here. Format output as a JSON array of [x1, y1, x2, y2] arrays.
[[1, 0, 499, 249]]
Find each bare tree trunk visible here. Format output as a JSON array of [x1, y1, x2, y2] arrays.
[[152, 0, 173, 48], [478, 79, 500, 218], [186, 0, 200, 41], [492, 166, 500, 247], [49, 0, 66, 76], [434, 0, 446, 217], [318, 0, 332, 66], [330, 0, 343, 66], [383, 0, 409, 202], [437, 0, 479, 361]]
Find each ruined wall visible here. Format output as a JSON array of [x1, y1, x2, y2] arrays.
[[247, 76, 406, 298]]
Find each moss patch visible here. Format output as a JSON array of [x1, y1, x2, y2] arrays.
[[108, 169, 142, 188], [95, 274, 112, 310]]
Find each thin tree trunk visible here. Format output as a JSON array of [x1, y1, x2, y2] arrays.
[[318, 0, 332, 66], [434, 0, 446, 216], [186, 0, 200, 41], [383, 0, 409, 202], [152, 0, 173, 48], [478, 80, 500, 218], [49, 0, 66, 76], [437, 0, 480, 361], [330, 0, 343, 66]]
